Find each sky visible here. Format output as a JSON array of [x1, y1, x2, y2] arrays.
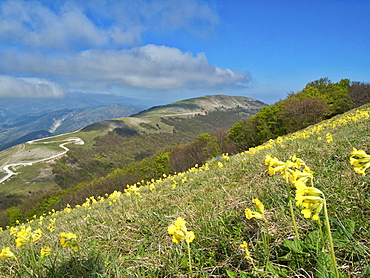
[[0, 0, 369, 106]]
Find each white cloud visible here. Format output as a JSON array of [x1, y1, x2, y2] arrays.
[[0, 0, 114, 50], [0, 1, 249, 97], [0, 0, 219, 50], [0, 76, 65, 98], [0, 45, 250, 91]]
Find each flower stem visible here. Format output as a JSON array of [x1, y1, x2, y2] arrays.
[[285, 177, 300, 239], [323, 198, 339, 278], [262, 220, 270, 267], [187, 241, 193, 277]]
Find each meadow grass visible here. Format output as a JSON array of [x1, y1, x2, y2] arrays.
[[0, 105, 369, 277], [0, 163, 56, 196]]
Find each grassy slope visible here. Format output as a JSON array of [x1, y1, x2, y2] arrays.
[[0, 105, 369, 277]]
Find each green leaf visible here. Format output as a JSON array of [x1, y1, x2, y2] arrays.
[[316, 251, 336, 278], [305, 230, 321, 250], [226, 269, 237, 278], [283, 238, 304, 254]]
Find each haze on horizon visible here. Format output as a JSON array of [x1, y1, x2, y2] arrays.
[[0, 0, 369, 106]]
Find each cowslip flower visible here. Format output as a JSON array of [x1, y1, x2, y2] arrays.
[[64, 204, 72, 213], [60, 232, 78, 251], [252, 198, 264, 215], [326, 133, 333, 143], [15, 226, 42, 248], [245, 198, 267, 222], [350, 148, 370, 176], [124, 184, 141, 197], [222, 153, 230, 161], [264, 154, 305, 179], [108, 190, 122, 202], [290, 168, 314, 186], [295, 182, 324, 221], [240, 241, 252, 261], [168, 217, 195, 244], [0, 247, 16, 260], [40, 246, 52, 259]]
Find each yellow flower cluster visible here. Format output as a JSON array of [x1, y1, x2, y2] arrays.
[[0, 247, 16, 260], [108, 190, 122, 202], [11, 226, 42, 248], [265, 154, 323, 220], [222, 153, 230, 161], [294, 180, 324, 221], [264, 154, 310, 179], [124, 184, 142, 197], [245, 198, 267, 222], [40, 246, 52, 259], [238, 106, 370, 159], [350, 148, 370, 176], [60, 232, 78, 251], [325, 132, 333, 143], [167, 217, 195, 244]]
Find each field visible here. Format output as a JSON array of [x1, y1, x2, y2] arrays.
[[0, 105, 369, 277]]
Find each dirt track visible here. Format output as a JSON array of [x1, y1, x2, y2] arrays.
[[0, 137, 84, 184]]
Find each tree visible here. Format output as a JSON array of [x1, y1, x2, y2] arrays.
[[279, 97, 331, 133], [349, 82, 370, 108]]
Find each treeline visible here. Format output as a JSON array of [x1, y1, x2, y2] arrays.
[[228, 78, 370, 149]]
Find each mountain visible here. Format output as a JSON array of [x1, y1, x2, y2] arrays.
[[132, 94, 265, 117], [0, 92, 144, 150]]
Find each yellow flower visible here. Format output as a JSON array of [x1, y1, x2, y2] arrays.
[[245, 199, 267, 222], [124, 184, 141, 197], [350, 148, 370, 176], [108, 190, 122, 202], [325, 133, 333, 143], [0, 247, 16, 260], [240, 241, 252, 260], [295, 183, 324, 220], [185, 231, 195, 243], [60, 232, 78, 251], [40, 246, 52, 259], [252, 198, 264, 215], [15, 226, 42, 248], [222, 153, 230, 161], [265, 154, 305, 179], [168, 217, 195, 244], [64, 204, 72, 213]]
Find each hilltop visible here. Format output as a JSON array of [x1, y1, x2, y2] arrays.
[[0, 103, 141, 151], [0, 103, 368, 277]]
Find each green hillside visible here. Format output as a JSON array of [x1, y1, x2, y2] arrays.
[[0, 104, 369, 277]]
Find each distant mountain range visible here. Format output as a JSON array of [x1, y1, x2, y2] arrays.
[[0, 92, 145, 150]]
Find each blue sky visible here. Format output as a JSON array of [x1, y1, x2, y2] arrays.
[[0, 0, 369, 105]]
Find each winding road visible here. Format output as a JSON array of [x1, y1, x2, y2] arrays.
[[0, 137, 84, 184]]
